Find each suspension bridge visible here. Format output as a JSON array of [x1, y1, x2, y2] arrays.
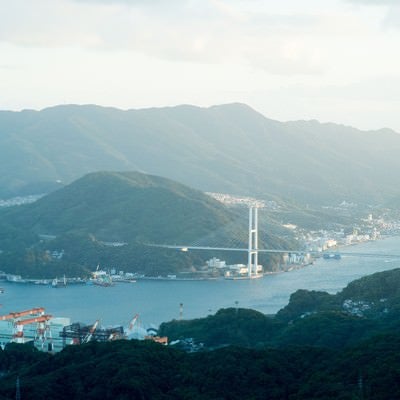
[[148, 206, 400, 279]]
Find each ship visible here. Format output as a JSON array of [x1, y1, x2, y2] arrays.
[[323, 253, 341, 260], [52, 275, 67, 288], [90, 268, 114, 287]]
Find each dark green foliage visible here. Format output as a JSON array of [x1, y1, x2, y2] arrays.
[[1, 270, 400, 398], [0, 171, 295, 277], [275, 289, 338, 322], [160, 269, 400, 350], [0, 222, 38, 252], [0, 342, 49, 372], [339, 268, 400, 302], [160, 306, 399, 350], [277, 311, 378, 349], [0, 171, 234, 243], [277, 268, 400, 320], [0, 335, 399, 399], [296, 335, 400, 400], [159, 308, 284, 348]]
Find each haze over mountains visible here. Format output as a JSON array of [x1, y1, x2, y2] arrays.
[[1, 103, 400, 205]]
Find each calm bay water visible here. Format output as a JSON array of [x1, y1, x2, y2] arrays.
[[1, 236, 400, 328]]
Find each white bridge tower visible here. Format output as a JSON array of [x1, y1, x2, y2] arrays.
[[247, 206, 259, 278]]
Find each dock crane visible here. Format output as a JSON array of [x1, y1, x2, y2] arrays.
[[0, 307, 45, 321], [125, 314, 139, 338], [83, 319, 100, 343], [0, 308, 53, 350], [13, 315, 52, 347]]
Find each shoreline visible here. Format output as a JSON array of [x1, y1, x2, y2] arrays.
[[2, 236, 400, 328], [0, 235, 396, 285]]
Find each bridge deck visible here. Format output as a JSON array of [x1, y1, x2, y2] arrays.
[[148, 244, 400, 258]]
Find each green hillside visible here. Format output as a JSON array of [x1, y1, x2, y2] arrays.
[[0, 335, 399, 399], [1, 103, 400, 204], [159, 268, 400, 349], [1, 171, 233, 243], [1, 270, 400, 398], [0, 171, 294, 277]]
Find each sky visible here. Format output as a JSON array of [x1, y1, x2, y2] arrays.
[[0, 0, 399, 131]]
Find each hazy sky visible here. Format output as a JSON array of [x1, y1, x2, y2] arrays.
[[1, 0, 399, 130]]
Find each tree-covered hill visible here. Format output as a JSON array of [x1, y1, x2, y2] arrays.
[[0, 171, 234, 243], [0, 171, 294, 277], [0, 334, 399, 399], [159, 268, 400, 349], [277, 268, 400, 322], [2, 103, 400, 205], [1, 269, 400, 398]]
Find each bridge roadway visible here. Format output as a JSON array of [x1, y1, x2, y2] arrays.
[[150, 244, 400, 258]]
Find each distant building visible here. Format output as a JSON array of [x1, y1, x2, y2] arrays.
[[206, 257, 226, 269]]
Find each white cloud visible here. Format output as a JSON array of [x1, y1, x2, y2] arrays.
[[346, 0, 399, 4], [0, 0, 331, 76], [383, 7, 400, 28], [345, 0, 400, 29], [1, 0, 400, 131], [70, 0, 179, 4]]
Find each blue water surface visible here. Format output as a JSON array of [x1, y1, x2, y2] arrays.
[[1, 236, 399, 327]]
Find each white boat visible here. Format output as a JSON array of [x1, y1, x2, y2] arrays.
[[52, 276, 67, 288]]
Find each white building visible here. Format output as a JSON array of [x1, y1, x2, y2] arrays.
[[206, 257, 226, 269]]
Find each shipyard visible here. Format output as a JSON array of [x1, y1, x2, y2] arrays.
[[1, 234, 400, 355], [2, 0, 400, 395], [0, 205, 394, 358], [0, 305, 168, 353]]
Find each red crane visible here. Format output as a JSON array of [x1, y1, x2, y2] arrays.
[[0, 307, 45, 321], [13, 315, 52, 346], [125, 313, 139, 338]]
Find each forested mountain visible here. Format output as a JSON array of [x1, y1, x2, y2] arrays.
[[3, 268, 400, 399], [1, 103, 400, 204], [160, 268, 400, 349], [0, 171, 293, 277], [0, 171, 234, 244], [1, 335, 399, 399]]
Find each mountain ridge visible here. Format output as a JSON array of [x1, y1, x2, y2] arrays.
[[0, 170, 293, 277], [1, 102, 400, 204]]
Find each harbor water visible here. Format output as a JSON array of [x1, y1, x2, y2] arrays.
[[1, 236, 400, 328]]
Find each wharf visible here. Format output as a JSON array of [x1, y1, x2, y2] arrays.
[[3, 275, 87, 285]]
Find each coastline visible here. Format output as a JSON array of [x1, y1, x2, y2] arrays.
[[2, 235, 400, 327], [0, 235, 395, 286]]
